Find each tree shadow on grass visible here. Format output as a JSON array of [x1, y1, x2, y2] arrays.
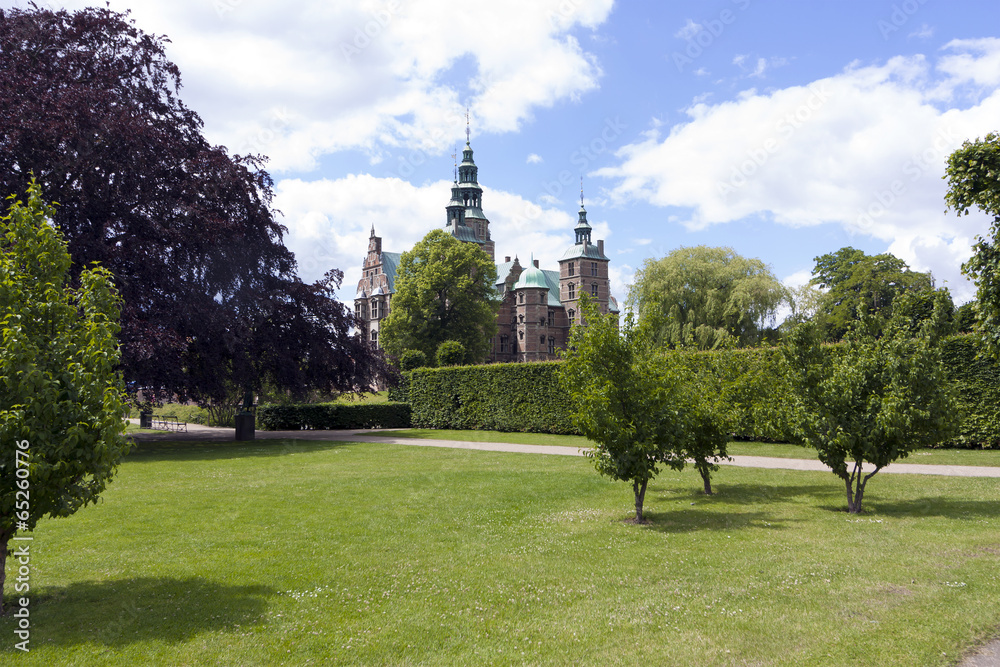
[[654, 482, 840, 506], [0, 576, 274, 648], [126, 438, 355, 464], [869, 497, 1000, 519], [641, 508, 799, 534], [637, 482, 844, 533]]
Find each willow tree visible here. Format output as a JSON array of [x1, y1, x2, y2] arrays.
[[628, 246, 787, 349]]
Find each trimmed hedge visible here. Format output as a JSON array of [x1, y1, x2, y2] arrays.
[[941, 334, 1000, 448], [409, 362, 578, 433], [257, 402, 411, 430], [401, 335, 1000, 448]]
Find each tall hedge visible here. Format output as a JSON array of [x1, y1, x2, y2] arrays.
[[941, 334, 1000, 448], [402, 335, 1000, 448], [409, 362, 577, 433]]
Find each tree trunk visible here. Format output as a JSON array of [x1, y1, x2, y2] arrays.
[[845, 478, 859, 513], [700, 466, 713, 495], [633, 478, 648, 521]]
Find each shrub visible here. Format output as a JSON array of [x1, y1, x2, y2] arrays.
[[399, 349, 429, 371], [436, 340, 466, 367]]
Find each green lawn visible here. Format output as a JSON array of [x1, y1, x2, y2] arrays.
[[2, 438, 998, 665], [371, 429, 1000, 467]]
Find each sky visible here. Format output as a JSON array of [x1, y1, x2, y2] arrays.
[[9, 0, 1000, 308]]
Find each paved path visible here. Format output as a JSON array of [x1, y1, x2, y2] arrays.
[[130, 424, 1000, 478], [131, 422, 1000, 665]]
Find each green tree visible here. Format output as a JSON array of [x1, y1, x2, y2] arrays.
[[559, 296, 729, 521], [945, 133, 1000, 356], [398, 349, 429, 371], [0, 184, 130, 612], [381, 230, 500, 365], [809, 247, 941, 340], [783, 311, 957, 514], [628, 246, 788, 350]]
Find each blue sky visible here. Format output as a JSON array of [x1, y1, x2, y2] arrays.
[[12, 0, 1000, 308]]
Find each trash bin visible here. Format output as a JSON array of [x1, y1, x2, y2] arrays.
[[235, 412, 255, 441], [139, 411, 152, 429]]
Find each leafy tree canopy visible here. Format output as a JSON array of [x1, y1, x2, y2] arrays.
[[0, 5, 390, 405], [809, 247, 947, 341], [783, 306, 958, 514], [0, 184, 130, 612], [945, 133, 1000, 357], [380, 230, 500, 365], [559, 296, 730, 522], [627, 245, 788, 350]]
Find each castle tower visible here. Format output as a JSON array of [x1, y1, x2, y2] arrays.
[[559, 193, 611, 324], [444, 120, 495, 260], [512, 259, 550, 362], [354, 225, 401, 348]]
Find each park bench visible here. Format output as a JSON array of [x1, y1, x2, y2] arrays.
[[149, 415, 187, 432]]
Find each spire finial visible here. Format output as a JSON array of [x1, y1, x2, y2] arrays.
[[580, 177, 585, 209], [370, 224, 376, 237], [465, 107, 471, 144]]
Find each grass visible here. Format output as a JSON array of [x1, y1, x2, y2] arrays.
[[371, 429, 1000, 467], [2, 438, 999, 665]]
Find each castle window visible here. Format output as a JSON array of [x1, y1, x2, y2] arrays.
[[591, 262, 598, 276], [519, 292, 524, 304], [569, 309, 576, 325], [370, 330, 378, 344], [568, 283, 575, 300], [540, 335, 546, 344], [548, 310, 554, 327], [500, 336, 508, 353], [591, 283, 599, 297], [568, 261, 575, 277], [548, 337, 555, 354], [371, 299, 380, 319]]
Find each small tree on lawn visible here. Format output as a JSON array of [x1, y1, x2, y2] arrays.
[[782, 312, 957, 514], [0, 184, 130, 613], [559, 296, 728, 521]]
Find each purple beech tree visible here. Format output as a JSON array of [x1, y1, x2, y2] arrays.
[[0, 5, 392, 409]]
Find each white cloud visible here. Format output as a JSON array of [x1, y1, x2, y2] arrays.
[[526, 153, 544, 164], [60, 0, 613, 173], [782, 270, 813, 289], [674, 19, 702, 41], [909, 24, 934, 40], [598, 42, 1000, 302]]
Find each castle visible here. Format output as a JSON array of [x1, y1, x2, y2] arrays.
[[354, 137, 619, 363]]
